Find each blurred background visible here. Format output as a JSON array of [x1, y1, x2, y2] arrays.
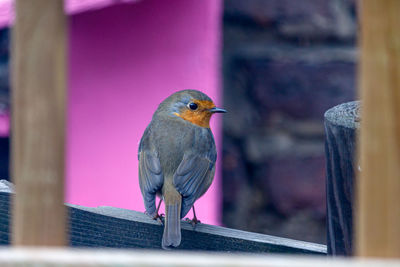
[[221, 0, 357, 244], [0, 0, 358, 245]]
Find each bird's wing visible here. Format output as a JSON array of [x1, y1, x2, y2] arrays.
[[173, 154, 215, 218], [138, 150, 164, 217]]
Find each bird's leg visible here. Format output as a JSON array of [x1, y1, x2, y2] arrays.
[[185, 206, 201, 228], [192, 206, 201, 224], [153, 198, 164, 225]]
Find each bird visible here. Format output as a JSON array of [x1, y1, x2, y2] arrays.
[[138, 89, 226, 249]]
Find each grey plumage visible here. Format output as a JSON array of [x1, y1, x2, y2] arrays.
[[138, 90, 222, 249]]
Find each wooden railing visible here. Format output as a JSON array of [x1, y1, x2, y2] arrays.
[[11, 0, 66, 246], [356, 0, 400, 258]]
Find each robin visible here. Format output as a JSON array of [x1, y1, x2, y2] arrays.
[[138, 89, 226, 249]]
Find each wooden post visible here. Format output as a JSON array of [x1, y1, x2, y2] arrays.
[[324, 101, 360, 256], [11, 0, 67, 245], [357, 0, 400, 257]]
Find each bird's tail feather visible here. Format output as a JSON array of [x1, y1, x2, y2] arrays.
[[162, 192, 181, 249]]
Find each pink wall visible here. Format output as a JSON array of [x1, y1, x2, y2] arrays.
[[67, 0, 222, 225], [0, 112, 9, 137], [0, 0, 140, 28]]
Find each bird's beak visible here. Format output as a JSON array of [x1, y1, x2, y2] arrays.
[[209, 107, 227, 113]]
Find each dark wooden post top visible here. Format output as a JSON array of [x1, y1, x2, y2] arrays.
[[324, 101, 360, 130]]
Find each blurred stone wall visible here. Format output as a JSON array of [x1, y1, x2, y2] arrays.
[[222, 0, 357, 244]]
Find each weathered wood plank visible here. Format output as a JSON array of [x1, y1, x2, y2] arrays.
[[0, 184, 326, 254], [324, 101, 360, 255], [68, 204, 326, 253], [11, 0, 67, 246], [357, 0, 400, 257]]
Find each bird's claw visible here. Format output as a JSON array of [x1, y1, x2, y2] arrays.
[[145, 211, 164, 225], [153, 213, 165, 225]]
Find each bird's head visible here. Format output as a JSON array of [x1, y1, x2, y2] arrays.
[[156, 89, 226, 128]]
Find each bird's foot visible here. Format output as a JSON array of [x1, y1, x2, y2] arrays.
[[145, 211, 164, 225], [153, 213, 165, 225], [185, 217, 201, 228]]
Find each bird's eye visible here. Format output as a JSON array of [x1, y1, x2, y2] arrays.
[[188, 102, 198, 110]]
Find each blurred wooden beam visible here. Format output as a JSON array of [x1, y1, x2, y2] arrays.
[[357, 0, 400, 257], [11, 0, 67, 245], [0, 248, 399, 266]]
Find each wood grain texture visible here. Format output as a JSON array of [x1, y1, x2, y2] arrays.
[[357, 0, 400, 257], [11, 0, 66, 245], [324, 101, 360, 256]]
